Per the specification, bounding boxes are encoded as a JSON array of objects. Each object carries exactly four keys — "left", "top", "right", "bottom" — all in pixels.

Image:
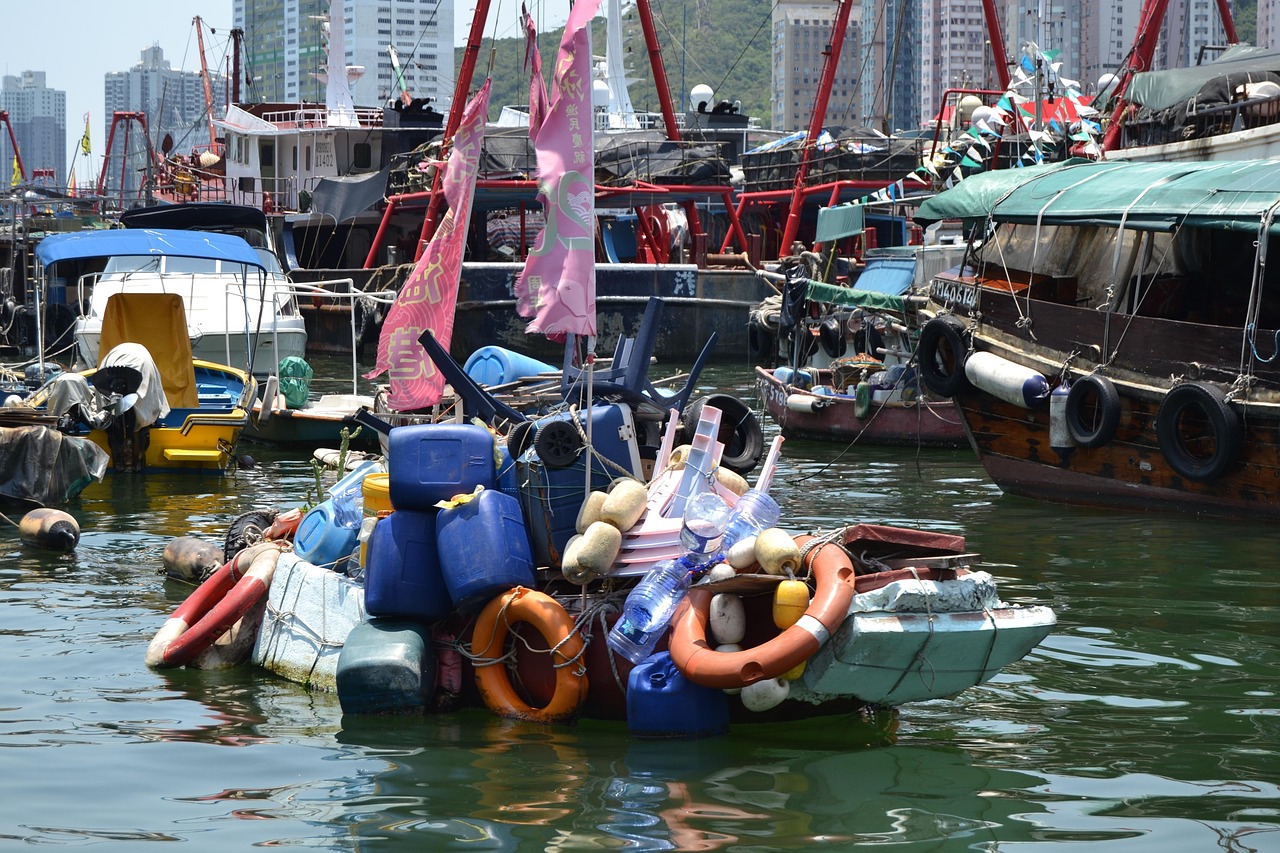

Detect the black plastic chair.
[{"left": 560, "top": 296, "right": 717, "bottom": 415}]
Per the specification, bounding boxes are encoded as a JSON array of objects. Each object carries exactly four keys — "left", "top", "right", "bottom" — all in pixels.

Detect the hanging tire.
[
  {"left": 224, "top": 509, "right": 278, "bottom": 561},
  {"left": 535, "top": 419, "right": 583, "bottom": 469},
  {"left": 1065, "top": 374, "right": 1121, "bottom": 448},
  {"left": 1155, "top": 382, "right": 1242, "bottom": 482},
  {"left": 818, "top": 317, "right": 846, "bottom": 358},
  {"left": 917, "top": 315, "right": 970, "bottom": 398},
  {"left": 682, "top": 394, "right": 765, "bottom": 476},
  {"left": 746, "top": 316, "right": 774, "bottom": 365}
]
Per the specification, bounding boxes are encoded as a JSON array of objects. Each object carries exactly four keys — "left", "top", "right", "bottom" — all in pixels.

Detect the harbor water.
[{"left": 2, "top": 361, "right": 1279, "bottom": 851}]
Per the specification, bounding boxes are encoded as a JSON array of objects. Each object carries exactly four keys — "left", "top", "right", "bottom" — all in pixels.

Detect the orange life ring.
[
  {"left": 472, "top": 587, "right": 588, "bottom": 724},
  {"left": 668, "top": 534, "right": 858, "bottom": 689},
  {"left": 145, "top": 543, "right": 281, "bottom": 669}
]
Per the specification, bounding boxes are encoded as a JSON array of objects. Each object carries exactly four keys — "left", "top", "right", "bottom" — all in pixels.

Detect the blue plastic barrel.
[
  {"left": 388, "top": 422, "right": 496, "bottom": 511},
  {"left": 626, "top": 651, "right": 729, "bottom": 738},
  {"left": 463, "top": 346, "right": 556, "bottom": 387},
  {"left": 436, "top": 489, "right": 534, "bottom": 613},
  {"left": 294, "top": 499, "right": 360, "bottom": 571},
  {"left": 336, "top": 618, "right": 436, "bottom": 715},
  {"left": 364, "top": 509, "right": 452, "bottom": 621}
]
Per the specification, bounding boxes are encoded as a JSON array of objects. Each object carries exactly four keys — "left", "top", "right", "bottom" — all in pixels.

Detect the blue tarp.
[
  {"left": 852, "top": 256, "right": 917, "bottom": 296},
  {"left": 36, "top": 228, "right": 266, "bottom": 269}
]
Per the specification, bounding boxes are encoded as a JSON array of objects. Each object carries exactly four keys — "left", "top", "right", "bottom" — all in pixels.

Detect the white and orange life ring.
[
  {"left": 472, "top": 587, "right": 588, "bottom": 724},
  {"left": 145, "top": 542, "right": 282, "bottom": 669},
  {"left": 668, "top": 533, "right": 857, "bottom": 690}
]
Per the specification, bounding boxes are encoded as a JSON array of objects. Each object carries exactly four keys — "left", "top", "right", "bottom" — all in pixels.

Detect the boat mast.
[
  {"left": 416, "top": 0, "right": 492, "bottom": 256},
  {"left": 979, "top": 0, "right": 1012, "bottom": 90},
  {"left": 1100, "top": 0, "right": 1173, "bottom": 151},
  {"left": 193, "top": 16, "right": 221, "bottom": 154},
  {"left": 0, "top": 111, "right": 25, "bottom": 183},
  {"left": 633, "top": 0, "right": 682, "bottom": 141},
  {"left": 779, "top": 0, "right": 854, "bottom": 252}
]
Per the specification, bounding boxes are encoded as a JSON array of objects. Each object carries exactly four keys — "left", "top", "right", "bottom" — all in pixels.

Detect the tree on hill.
[{"left": 455, "top": 0, "right": 776, "bottom": 126}]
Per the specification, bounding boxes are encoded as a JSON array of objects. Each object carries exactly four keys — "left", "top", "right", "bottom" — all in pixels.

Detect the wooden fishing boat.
[{"left": 915, "top": 158, "right": 1280, "bottom": 518}]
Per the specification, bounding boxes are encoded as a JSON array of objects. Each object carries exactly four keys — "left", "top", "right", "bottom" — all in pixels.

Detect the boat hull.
[{"left": 756, "top": 366, "right": 967, "bottom": 447}]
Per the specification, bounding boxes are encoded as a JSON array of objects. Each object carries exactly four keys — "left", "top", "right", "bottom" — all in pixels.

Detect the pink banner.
[
  {"left": 367, "top": 79, "right": 491, "bottom": 410},
  {"left": 515, "top": 0, "right": 601, "bottom": 338},
  {"left": 522, "top": 5, "right": 549, "bottom": 137}
]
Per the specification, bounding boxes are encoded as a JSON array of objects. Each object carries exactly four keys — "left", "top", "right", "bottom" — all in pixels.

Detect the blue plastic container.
[
  {"left": 294, "top": 499, "right": 360, "bottom": 570},
  {"left": 436, "top": 489, "right": 534, "bottom": 612},
  {"left": 336, "top": 618, "right": 436, "bottom": 715},
  {"left": 773, "top": 367, "right": 813, "bottom": 388},
  {"left": 626, "top": 651, "right": 729, "bottom": 738},
  {"left": 388, "top": 423, "right": 496, "bottom": 511},
  {"left": 364, "top": 509, "right": 453, "bottom": 621},
  {"left": 463, "top": 346, "right": 557, "bottom": 387},
  {"left": 495, "top": 445, "right": 520, "bottom": 501}
]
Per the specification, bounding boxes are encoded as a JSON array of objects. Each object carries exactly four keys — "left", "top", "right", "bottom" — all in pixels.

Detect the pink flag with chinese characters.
[
  {"left": 366, "top": 79, "right": 491, "bottom": 410},
  {"left": 515, "top": 0, "right": 601, "bottom": 337},
  {"left": 523, "top": 5, "right": 549, "bottom": 137}
]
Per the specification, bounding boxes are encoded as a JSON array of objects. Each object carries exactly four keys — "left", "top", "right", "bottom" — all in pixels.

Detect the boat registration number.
[{"left": 931, "top": 277, "right": 978, "bottom": 309}]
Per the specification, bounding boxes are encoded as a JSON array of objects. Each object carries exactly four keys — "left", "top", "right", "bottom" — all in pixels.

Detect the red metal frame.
[
  {"left": 96, "top": 112, "right": 156, "bottom": 201},
  {"left": 0, "top": 111, "right": 24, "bottom": 183}
]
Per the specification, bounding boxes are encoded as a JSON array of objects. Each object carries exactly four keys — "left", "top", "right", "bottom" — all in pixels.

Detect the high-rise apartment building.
[
  {"left": 102, "top": 46, "right": 227, "bottom": 197},
  {"left": 770, "top": 1, "right": 863, "bottom": 133},
  {"left": 1080, "top": 0, "right": 1144, "bottom": 95},
  {"left": 861, "top": 0, "right": 920, "bottom": 133},
  {"left": 1259, "top": 0, "right": 1280, "bottom": 50},
  {"left": 919, "top": 0, "right": 994, "bottom": 129},
  {"left": 1159, "top": 0, "right": 1230, "bottom": 69},
  {"left": 233, "top": 0, "right": 454, "bottom": 110},
  {"left": 1, "top": 71, "right": 66, "bottom": 187}
]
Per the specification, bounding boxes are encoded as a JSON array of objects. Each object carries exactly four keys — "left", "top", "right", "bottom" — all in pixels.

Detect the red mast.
[
  {"left": 0, "top": 111, "right": 25, "bottom": 182},
  {"left": 193, "top": 16, "right": 221, "bottom": 154},
  {"left": 1100, "top": 0, "right": 1173, "bottom": 152}
]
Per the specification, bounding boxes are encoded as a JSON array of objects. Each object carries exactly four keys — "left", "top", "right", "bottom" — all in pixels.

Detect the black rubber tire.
[
  {"left": 746, "top": 316, "right": 774, "bottom": 365},
  {"left": 535, "top": 419, "right": 583, "bottom": 469},
  {"left": 506, "top": 420, "right": 535, "bottom": 461},
  {"left": 1065, "top": 374, "right": 1121, "bottom": 448},
  {"left": 1155, "top": 382, "right": 1242, "bottom": 482},
  {"left": 917, "top": 315, "right": 970, "bottom": 398},
  {"left": 818, "top": 317, "right": 847, "bottom": 358},
  {"left": 681, "top": 393, "right": 765, "bottom": 476},
  {"left": 224, "top": 509, "right": 278, "bottom": 561}
]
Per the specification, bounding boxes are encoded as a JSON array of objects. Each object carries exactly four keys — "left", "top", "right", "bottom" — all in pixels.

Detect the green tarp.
[
  {"left": 1125, "top": 44, "right": 1280, "bottom": 111},
  {"left": 815, "top": 204, "right": 865, "bottom": 242},
  {"left": 915, "top": 159, "right": 1280, "bottom": 233},
  {"left": 803, "top": 280, "right": 906, "bottom": 313},
  {"left": 914, "top": 160, "right": 1089, "bottom": 226}
]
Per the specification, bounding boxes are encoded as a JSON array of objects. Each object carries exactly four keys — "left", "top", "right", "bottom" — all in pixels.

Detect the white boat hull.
[
  {"left": 76, "top": 323, "right": 307, "bottom": 378},
  {"left": 802, "top": 605, "right": 1057, "bottom": 705}
]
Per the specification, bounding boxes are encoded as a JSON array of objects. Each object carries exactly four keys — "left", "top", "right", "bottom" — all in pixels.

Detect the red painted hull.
[{"left": 756, "top": 367, "right": 968, "bottom": 447}]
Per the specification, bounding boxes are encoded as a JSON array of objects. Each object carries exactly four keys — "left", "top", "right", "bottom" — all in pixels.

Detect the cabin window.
[
  {"left": 292, "top": 146, "right": 298, "bottom": 170},
  {"left": 353, "top": 143, "right": 372, "bottom": 170},
  {"left": 306, "top": 146, "right": 312, "bottom": 171}
]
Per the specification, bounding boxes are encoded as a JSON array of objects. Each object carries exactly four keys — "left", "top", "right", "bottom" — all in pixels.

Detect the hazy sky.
[{"left": 3, "top": 0, "right": 572, "bottom": 171}]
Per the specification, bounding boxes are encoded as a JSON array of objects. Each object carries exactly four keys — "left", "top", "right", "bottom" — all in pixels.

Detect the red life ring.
[
  {"left": 145, "top": 543, "right": 282, "bottom": 669},
  {"left": 668, "top": 534, "right": 858, "bottom": 689},
  {"left": 472, "top": 587, "right": 588, "bottom": 724}
]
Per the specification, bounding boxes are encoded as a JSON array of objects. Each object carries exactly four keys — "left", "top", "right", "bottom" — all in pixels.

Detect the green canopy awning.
[
  {"left": 916, "top": 158, "right": 1280, "bottom": 233},
  {"left": 1126, "top": 44, "right": 1280, "bottom": 111},
  {"left": 803, "top": 280, "right": 906, "bottom": 313},
  {"left": 914, "top": 160, "right": 1090, "bottom": 226}
]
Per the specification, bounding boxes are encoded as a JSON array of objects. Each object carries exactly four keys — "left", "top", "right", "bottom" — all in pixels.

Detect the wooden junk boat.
[{"left": 915, "top": 157, "right": 1280, "bottom": 518}]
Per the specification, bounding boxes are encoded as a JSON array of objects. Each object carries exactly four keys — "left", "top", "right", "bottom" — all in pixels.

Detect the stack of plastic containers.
[
  {"left": 364, "top": 422, "right": 498, "bottom": 622},
  {"left": 436, "top": 487, "right": 535, "bottom": 613}
]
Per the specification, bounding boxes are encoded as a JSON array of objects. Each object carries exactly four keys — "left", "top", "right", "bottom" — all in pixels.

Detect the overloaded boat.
[
  {"left": 915, "top": 157, "right": 1280, "bottom": 518},
  {"left": 143, "top": 386, "right": 1056, "bottom": 734}
]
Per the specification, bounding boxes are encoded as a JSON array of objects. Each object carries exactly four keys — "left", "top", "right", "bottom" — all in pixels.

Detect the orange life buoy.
[
  {"left": 472, "top": 587, "right": 588, "bottom": 724},
  {"left": 145, "top": 542, "right": 282, "bottom": 669},
  {"left": 668, "top": 534, "right": 858, "bottom": 689}
]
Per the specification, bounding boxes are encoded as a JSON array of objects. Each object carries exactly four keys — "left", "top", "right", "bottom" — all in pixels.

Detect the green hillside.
[{"left": 455, "top": 0, "right": 776, "bottom": 127}]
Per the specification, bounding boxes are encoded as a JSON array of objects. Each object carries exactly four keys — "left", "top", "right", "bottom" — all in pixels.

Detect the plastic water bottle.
[
  {"left": 721, "top": 488, "right": 781, "bottom": 550},
  {"left": 607, "top": 492, "right": 731, "bottom": 664}
]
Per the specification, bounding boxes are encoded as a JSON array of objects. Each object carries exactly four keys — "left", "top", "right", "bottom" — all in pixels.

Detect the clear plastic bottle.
[
  {"left": 721, "top": 488, "right": 781, "bottom": 550},
  {"left": 607, "top": 492, "right": 731, "bottom": 664}
]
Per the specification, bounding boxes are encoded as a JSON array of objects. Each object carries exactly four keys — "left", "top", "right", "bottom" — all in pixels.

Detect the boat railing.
[
  {"left": 270, "top": 280, "right": 396, "bottom": 395},
  {"left": 1119, "top": 92, "right": 1280, "bottom": 148},
  {"left": 254, "top": 105, "right": 386, "bottom": 129}
]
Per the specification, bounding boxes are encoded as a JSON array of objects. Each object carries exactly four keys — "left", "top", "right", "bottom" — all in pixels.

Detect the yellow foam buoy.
[
  {"left": 575, "top": 491, "right": 608, "bottom": 535},
  {"left": 773, "top": 578, "right": 811, "bottom": 629},
  {"left": 574, "top": 521, "right": 622, "bottom": 575},
  {"left": 709, "top": 593, "right": 746, "bottom": 645},
  {"left": 714, "top": 467, "right": 749, "bottom": 496},
  {"left": 19, "top": 508, "right": 80, "bottom": 552},
  {"left": 755, "top": 528, "right": 800, "bottom": 576},
  {"left": 599, "top": 479, "right": 647, "bottom": 530}
]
